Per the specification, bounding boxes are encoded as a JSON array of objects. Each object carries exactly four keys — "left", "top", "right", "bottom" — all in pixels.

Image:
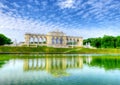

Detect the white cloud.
[
  {"left": 12, "top": 2, "right": 20, "bottom": 8},
  {"left": 0, "top": 0, "right": 120, "bottom": 42},
  {"left": 0, "top": 8, "right": 119, "bottom": 42},
  {"left": 27, "top": 4, "right": 33, "bottom": 9},
  {"left": 0, "top": 11, "right": 52, "bottom": 32},
  {"left": 57, "top": 0, "right": 75, "bottom": 9},
  {"left": 0, "top": 2, "right": 8, "bottom": 9},
  {"left": 82, "top": 12, "right": 90, "bottom": 19},
  {"left": 0, "top": 9, "right": 67, "bottom": 42}
]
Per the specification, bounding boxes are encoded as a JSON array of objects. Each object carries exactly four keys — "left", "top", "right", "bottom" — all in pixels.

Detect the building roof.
[{"left": 47, "top": 30, "right": 66, "bottom": 36}]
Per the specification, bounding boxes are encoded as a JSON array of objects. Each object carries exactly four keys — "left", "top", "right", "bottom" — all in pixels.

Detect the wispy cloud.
[
  {"left": 0, "top": 2, "right": 8, "bottom": 9},
  {"left": 0, "top": 8, "right": 65, "bottom": 41},
  {"left": 57, "top": 0, "right": 76, "bottom": 9},
  {"left": 12, "top": 2, "right": 20, "bottom": 8},
  {"left": 0, "top": 9, "right": 119, "bottom": 42},
  {"left": 0, "top": 0, "right": 120, "bottom": 42}
]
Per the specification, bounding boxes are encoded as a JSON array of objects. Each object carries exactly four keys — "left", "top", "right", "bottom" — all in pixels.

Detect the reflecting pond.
[{"left": 0, "top": 54, "right": 120, "bottom": 85}]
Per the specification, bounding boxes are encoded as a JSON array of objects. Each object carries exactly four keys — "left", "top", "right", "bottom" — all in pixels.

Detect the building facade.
[{"left": 24, "top": 30, "right": 83, "bottom": 47}]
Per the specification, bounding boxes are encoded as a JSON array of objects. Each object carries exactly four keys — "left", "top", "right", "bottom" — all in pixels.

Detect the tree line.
[
  {"left": 0, "top": 34, "right": 12, "bottom": 45},
  {"left": 83, "top": 35, "right": 120, "bottom": 48}
]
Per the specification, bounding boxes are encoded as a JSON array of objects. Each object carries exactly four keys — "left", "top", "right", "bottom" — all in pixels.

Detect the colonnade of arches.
[
  {"left": 52, "top": 37, "right": 63, "bottom": 44},
  {"left": 51, "top": 37, "right": 81, "bottom": 45},
  {"left": 66, "top": 37, "right": 80, "bottom": 45},
  {"left": 25, "top": 34, "right": 82, "bottom": 46},
  {"left": 29, "top": 35, "right": 47, "bottom": 44}
]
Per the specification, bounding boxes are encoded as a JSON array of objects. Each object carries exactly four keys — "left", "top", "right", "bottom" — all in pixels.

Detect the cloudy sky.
[{"left": 0, "top": 0, "right": 120, "bottom": 42}]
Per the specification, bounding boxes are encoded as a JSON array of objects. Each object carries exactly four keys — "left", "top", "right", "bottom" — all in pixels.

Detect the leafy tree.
[
  {"left": 83, "top": 35, "right": 119, "bottom": 48},
  {"left": 116, "top": 36, "right": 120, "bottom": 48},
  {"left": 101, "top": 35, "right": 115, "bottom": 48},
  {"left": 94, "top": 38, "right": 102, "bottom": 48},
  {"left": 0, "top": 34, "right": 12, "bottom": 45}
]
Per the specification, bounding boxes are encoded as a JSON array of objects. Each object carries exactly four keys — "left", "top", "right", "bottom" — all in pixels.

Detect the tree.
[
  {"left": 83, "top": 35, "right": 117, "bottom": 48},
  {"left": 116, "top": 36, "right": 120, "bottom": 48},
  {"left": 101, "top": 35, "right": 115, "bottom": 48},
  {"left": 0, "top": 34, "right": 12, "bottom": 45},
  {"left": 94, "top": 38, "right": 102, "bottom": 48}
]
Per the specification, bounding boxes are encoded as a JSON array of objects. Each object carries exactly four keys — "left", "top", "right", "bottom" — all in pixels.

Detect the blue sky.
[{"left": 0, "top": 0, "right": 120, "bottom": 42}]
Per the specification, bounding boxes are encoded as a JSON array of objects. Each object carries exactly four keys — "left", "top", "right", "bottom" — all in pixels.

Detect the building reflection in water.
[{"left": 23, "top": 56, "right": 91, "bottom": 77}]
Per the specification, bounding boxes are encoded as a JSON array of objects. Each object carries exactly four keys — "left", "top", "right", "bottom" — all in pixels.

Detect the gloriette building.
[{"left": 24, "top": 30, "right": 83, "bottom": 47}]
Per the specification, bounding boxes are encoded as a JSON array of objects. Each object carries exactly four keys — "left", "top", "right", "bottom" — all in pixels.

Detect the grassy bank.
[{"left": 0, "top": 46, "right": 120, "bottom": 54}]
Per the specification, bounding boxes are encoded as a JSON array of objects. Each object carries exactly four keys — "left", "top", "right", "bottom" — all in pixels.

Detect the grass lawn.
[{"left": 0, "top": 46, "right": 120, "bottom": 54}]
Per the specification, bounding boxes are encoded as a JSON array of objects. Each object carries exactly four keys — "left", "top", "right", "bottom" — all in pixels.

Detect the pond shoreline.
[
  {"left": 0, "top": 52, "right": 73, "bottom": 54},
  {"left": 0, "top": 52, "right": 94, "bottom": 54}
]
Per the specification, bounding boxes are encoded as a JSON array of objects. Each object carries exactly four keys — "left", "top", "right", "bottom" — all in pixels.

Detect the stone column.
[
  {"left": 71, "top": 38, "right": 74, "bottom": 47},
  {"left": 32, "top": 37, "right": 35, "bottom": 44},
  {"left": 25, "top": 34, "right": 30, "bottom": 46},
  {"left": 62, "top": 36, "right": 67, "bottom": 46},
  {"left": 46, "top": 35, "right": 52, "bottom": 46},
  {"left": 45, "top": 37, "right": 47, "bottom": 44},
  {"left": 38, "top": 36, "right": 40, "bottom": 45},
  {"left": 54, "top": 37, "right": 57, "bottom": 44},
  {"left": 78, "top": 38, "right": 83, "bottom": 47},
  {"left": 41, "top": 37, "right": 43, "bottom": 45},
  {"left": 75, "top": 38, "right": 77, "bottom": 46}
]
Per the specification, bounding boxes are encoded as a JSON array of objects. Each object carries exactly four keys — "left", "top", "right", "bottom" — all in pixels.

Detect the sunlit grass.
[{"left": 0, "top": 46, "right": 120, "bottom": 54}]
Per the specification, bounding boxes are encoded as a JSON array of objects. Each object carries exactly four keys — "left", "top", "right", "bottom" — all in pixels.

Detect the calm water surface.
[{"left": 0, "top": 54, "right": 120, "bottom": 85}]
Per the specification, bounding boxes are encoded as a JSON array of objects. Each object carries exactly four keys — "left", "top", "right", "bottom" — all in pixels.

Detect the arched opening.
[
  {"left": 39, "top": 37, "right": 43, "bottom": 44},
  {"left": 42, "top": 37, "right": 47, "bottom": 44},
  {"left": 34, "top": 36, "right": 38, "bottom": 44},
  {"left": 30, "top": 37, "right": 34, "bottom": 44},
  {"left": 72, "top": 39, "right": 76, "bottom": 45},
  {"left": 52, "top": 37, "right": 55, "bottom": 44},
  {"left": 66, "top": 38, "right": 71, "bottom": 45},
  {"left": 56, "top": 37, "right": 59, "bottom": 44},
  {"left": 77, "top": 39, "right": 79, "bottom": 45},
  {"left": 60, "top": 37, "right": 63, "bottom": 44}
]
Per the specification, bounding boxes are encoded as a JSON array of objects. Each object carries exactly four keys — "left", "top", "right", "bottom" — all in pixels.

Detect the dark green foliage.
[
  {"left": 101, "top": 35, "right": 116, "bottom": 48},
  {"left": 83, "top": 37, "right": 102, "bottom": 48},
  {"left": 116, "top": 36, "right": 120, "bottom": 48},
  {"left": 89, "top": 57, "right": 120, "bottom": 70},
  {"left": 83, "top": 35, "right": 120, "bottom": 48},
  {"left": 0, "top": 34, "right": 12, "bottom": 45},
  {"left": 0, "top": 61, "right": 5, "bottom": 67}
]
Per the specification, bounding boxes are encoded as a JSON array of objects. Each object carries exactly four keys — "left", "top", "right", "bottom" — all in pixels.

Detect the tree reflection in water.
[{"left": 89, "top": 56, "right": 120, "bottom": 70}]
